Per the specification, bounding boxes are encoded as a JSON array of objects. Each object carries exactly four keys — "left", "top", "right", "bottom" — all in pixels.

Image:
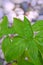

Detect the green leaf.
[
  {"left": 14, "top": 17, "right": 33, "bottom": 39},
  {"left": 24, "top": 16, "right": 33, "bottom": 39},
  {"left": 34, "top": 31, "right": 43, "bottom": 59},
  {"left": 26, "top": 39, "right": 41, "bottom": 65},
  {"left": 1, "top": 16, "right": 43, "bottom": 65},
  {"left": 0, "top": 16, "right": 15, "bottom": 38},
  {"left": 2, "top": 36, "right": 25, "bottom": 62},
  {"left": 7, "top": 25, "right": 15, "bottom": 34},
  {"left": 14, "top": 18, "right": 24, "bottom": 37},
  {"left": 0, "top": 16, "right": 8, "bottom": 37},
  {"left": 32, "top": 20, "right": 43, "bottom": 31},
  {"left": 35, "top": 31, "right": 43, "bottom": 46}
]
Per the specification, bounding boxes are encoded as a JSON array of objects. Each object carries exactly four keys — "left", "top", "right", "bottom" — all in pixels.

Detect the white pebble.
[
  {"left": 3, "top": 61, "right": 7, "bottom": 65},
  {"left": 25, "top": 16, "right": 32, "bottom": 22},
  {"left": 17, "top": 15, "right": 24, "bottom": 21},
  {"left": 0, "top": 49, "right": 2, "bottom": 56},
  {"left": 1, "top": 52, "right": 4, "bottom": 59},
  {"left": 0, "top": 49, "right": 4, "bottom": 59},
  {"left": 25, "top": 11, "right": 39, "bottom": 21},
  {"left": 11, "top": 0, "right": 24, "bottom": 3},
  {"left": 6, "top": 11, "right": 17, "bottom": 23},
  {"left": 0, "top": 8, "right": 4, "bottom": 20},
  {"left": 31, "top": 0, "right": 37, "bottom": 7},
  {"left": 15, "top": 8, "right": 24, "bottom": 15},
  {"left": 38, "top": 0, "right": 43, "bottom": 5},
  {"left": 3, "top": 1, "right": 15, "bottom": 12},
  {"left": 0, "top": 0, "right": 3, "bottom": 6}
]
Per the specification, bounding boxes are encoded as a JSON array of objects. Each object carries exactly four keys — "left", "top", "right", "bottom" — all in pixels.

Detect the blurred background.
[
  {"left": 0, "top": 0, "right": 43, "bottom": 65},
  {"left": 0, "top": 0, "right": 43, "bottom": 23}
]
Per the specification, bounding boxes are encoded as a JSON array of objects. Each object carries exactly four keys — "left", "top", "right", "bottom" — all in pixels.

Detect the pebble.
[
  {"left": 0, "top": 49, "right": 2, "bottom": 57},
  {"left": 37, "top": 0, "right": 43, "bottom": 5},
  {"left": 0, "top": 0, "right": 3, "bottom": 7},
  {"left": 6, "top": 11, "right": 17, "bottom": 24},
  {"left": 31, "top": 0, "right": 37, "bottom": 7},
  {"left": 0, "top": 8, "right": 4, "bottom": 20},
  {"left": 11, "top": 0, "right": 24, "bottom": 3},
  {"left": 3, "top": 61, "right": 7, "bottom": 65},
  {"left": 0, "top": 49, "right": 4, "bottom": 59},
  {"left": 15, "top": 8, "right": 24, "bottom": 15},
  {"left": 20, "top": 2, "right": 29, "bottom": 12},
  {"left": 37, "top": 15, "right": 43, "bottom": 20},
  {"left": 2, "top": 1, "right": 15, "bottom": 13},
  {"left": 25, "top": 12, "right": 33, "bottom": 21},
  {"left": 25, "top": 10, "right": 39, "bottom": 21},
  {"left": 17, "top": 15, "right": 24, "bottom": 21},
  {"left": 1, "top": 52, "right": 4, "bottom": 59}
]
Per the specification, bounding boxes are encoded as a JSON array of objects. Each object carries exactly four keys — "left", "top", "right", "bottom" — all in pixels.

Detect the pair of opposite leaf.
[{"left": 1, "top": 16, "right": 43, "bottom": 65}]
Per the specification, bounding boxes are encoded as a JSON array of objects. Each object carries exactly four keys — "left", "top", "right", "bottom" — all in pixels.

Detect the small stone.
[
  {"left": 0, "top": 8, "right": 4, "bottom": 20},
  {"left": 17, "top": 15, "right": 24, "bottom": 21},
  {"left": 3, "top": 1, "right": 15, "bottom": 12},
  {"left": 3, "top": 61, "right": 7, "bottom": 65},
  {"left": 1, "top": 52, "right": 4, "bottom": 59},
  {"left": 0, "top": 0, "right": 3, "bottom": 7},
  {"left": 6, "top": 11, "right": 16, "bottom": 24},
  {"left": 25, "top": 10, "right": 39, "bottom": 21},
  {"left": 38, "top": 0, "right": 43, "bottom": 5},
  {"left": 20, "top": 2, "right": 29, "bottom": 12},
  {"left": 0, "top": 49, "right": 2, "bottom": 57},
  {"left": 31, "top": 0, "right": 37, "bottom": 7},
  {"left": 15, "top": 8, "right": 24, "bottom": 15},
  {"left": 11, "top": 0, "right": 24, "bottom": 3}
]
